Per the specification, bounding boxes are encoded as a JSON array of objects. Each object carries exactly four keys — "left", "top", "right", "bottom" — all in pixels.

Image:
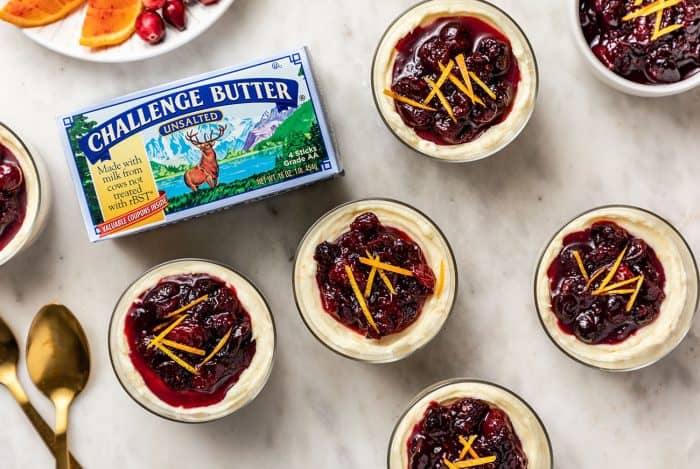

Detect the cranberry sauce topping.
[
  {"left": 0, "top": 143, "right": 26, "bottom": 251},
  {"left": 408, "top": 398, "right": 527, "bottom": 469},
  {"left": 390, "top": 16, "right": 521, "bottom": 145},
  {"left": 580, "top": 0, "right": 700, "bottom": 84},
  {"left": 547, "top": 221, "right": 666, "bottom": 345},
  {"left": 314, "top": 212, "right": 436, "bottom": 339},
  {"left": 125, "top": 273, "right": 256, "bottom": 408}
]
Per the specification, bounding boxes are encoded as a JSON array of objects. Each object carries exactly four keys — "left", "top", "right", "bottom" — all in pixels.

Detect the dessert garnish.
[
  {"left": 408, "top": 398, "right": 527, "bottom": 468},
  {"left": 547, "top": 221, "right": 666, "bottom": 344},
  {"left": 0, "top": 143, "right": 26, "bottom": 252},
  {"left": 384, "top": 16, "right": 520, "bottom": 145},
  {"left": 580, "top": 0, "right": 700, "bottom": 84},
  {"left": 314, "top": 212, "right": 437, "bottom": 338},
  {"left": 125, "top": 274, "right": 256, "bottom": 408}
]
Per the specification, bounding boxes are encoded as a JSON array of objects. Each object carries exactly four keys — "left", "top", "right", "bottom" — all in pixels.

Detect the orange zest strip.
[
  {"left": 443, "top": 459, "right": 459, "bottom": 469},
  {"left": 584, "top": 267, "right": 607, "bottom": 291},
  {"left": 623, "top": 0, "right": 683, "bottom": 21},
  {"left": 455, "top": 54, "right": 477, "bottom": 104},
  {"left": 364, "top": 251, "right": 379, "bottom": 297},
  {"left": 453, "top": 456, "right": 497, "bottom": 468},
  {"left": 383, "top": 89, "right": 437, "bottom": 111},
  {"left": 593, "top": 275, "right": 641, "bottom": 294},
  {"left": 436, "top": 260, "right": 445, "bottom": 296},
  {"left": 163, "top": 295, "right": 209, "bottom": 319},
  {"left": 458, "top": 435, "right": 477, "bottom": 461},
  {"left": 148, "top": 314, "right": 188, "bottom": 349},
  {"left": 597, "top": 246, "right": 628, "bottom": 291},
  {"left": 626, "top": 274, "right": 645, "bottom": 312},
  {"left": 468, "top": 71, "right": 497, "bottom": 100},
  {"left": 426, "top": 78, "right": 457, "bottom": 122},
  {"left": 599, "top": 289, "right": 637, "bottom": 295},
  {"left": 345, "top": 265, "right": 380, "bottom": 334},
  {"left": 572, "top": 250, "right": 589, "bottom": 282},
  {"left": 424, "top": 60, "right": 455, "bottom": 104},
  {"left": 378, "top": 269, "right": 396, "bottom": 294},
  {"left": 159, "top": 339, "right": 206, "bottom": 356},
  {"left": 439, "top": 62, "right": 485, "bottom": 107},
  {"left": 200, "top": 328, "right": 233, "bottom": 366},
  {"left": 153, "top": 342, "right": 198, "bottom": 374},
  {"left": 652, "top": 23, "right": 683, "bottom": 40},
  {"left": 468, "top": 448, "right": 480, "bottom": 459},
  {"left": 634, "top": 0, "right": 643, "bottom": 4},
  {"left": 358, "top": 257, "right": 414, "bottom": 276}
]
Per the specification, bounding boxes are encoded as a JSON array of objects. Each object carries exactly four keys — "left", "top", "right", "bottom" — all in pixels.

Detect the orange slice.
[
  {"left": 79, "top": 0, "right": 141, "bottom": 48},
  {"left": 0, "top": 0, "right": 86, "bottom": 27}
]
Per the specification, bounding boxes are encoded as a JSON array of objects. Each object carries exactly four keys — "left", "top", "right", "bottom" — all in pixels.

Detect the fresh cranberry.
[
  {"left": 547, "top": 221, "right": 666, "bottom": 345},
  {"left": 0, "top": 163, "right": 23, "bottom": 192},
  {"left": 162, "top": 0, "right": 187, "bottom": 31},
  {"left": 315, "top": 212, "right": 436, "bottom": 338},
  {"left": 135, "top": 11, "right": 166, "bottom": 45}
]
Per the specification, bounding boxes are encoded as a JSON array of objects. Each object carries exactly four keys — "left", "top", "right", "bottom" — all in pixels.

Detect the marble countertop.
[{"left": 1, "top": 0, "right": 700, "bottom": 467}]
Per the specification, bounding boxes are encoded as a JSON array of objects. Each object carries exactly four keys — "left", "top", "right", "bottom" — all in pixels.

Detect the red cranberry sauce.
[
  {"left": 547, "top": 221, "right": 666, "bottom": 345},
  {"left": 580, "top": 0, "right": 700, "bottom": 84},
  {"left": 391, "top": 16, "right": 521, "bottom": 145},
  {"left": 0, "top": 143, "right": 26, "bottom": 251},
  {"left": 407, "top": 398, "right": 527, "bottom": 469},
  {"left": 314, "top": 212, "right": 436, "bottom": 339},
  {"left": 125, "top": 273, "right": 256, "bottom": 408}
]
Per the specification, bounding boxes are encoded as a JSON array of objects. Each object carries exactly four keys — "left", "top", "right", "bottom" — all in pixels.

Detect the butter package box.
[{"left": 58, "top": 48, "right": 341, "bottom": 242}]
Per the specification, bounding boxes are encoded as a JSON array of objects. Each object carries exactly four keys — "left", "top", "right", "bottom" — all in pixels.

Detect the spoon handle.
[
  {"left": 54, "top": 396, "right": 70, "bottom": 469},
  {"left": 4, "top": 378, "right": 82, "bottom": 468}
]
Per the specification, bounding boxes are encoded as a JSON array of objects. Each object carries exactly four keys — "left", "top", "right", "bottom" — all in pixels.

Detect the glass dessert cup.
[
  {"left": 109, "top": 258, "right": 276, "bottom": 423},
  {"left": 0, "top": 122, "right": 50, "bottom": 266},
  {"left": 569, "top": 0, "right": 700, "bottom": 97},
  {"left": 293, "top": 198, "right": 458, "bottom": 363},
  {"left": 371, "top": 0, "right": 539, "bottom": 162},
  {"left": 534, "top": 205, "right": 699, "bottom": 371},
  {"left": 388, "top": 378, "right": 553, "bottom": 469}
]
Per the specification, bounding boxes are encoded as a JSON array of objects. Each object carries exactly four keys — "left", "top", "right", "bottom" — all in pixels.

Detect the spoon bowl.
[{"left": 27, "top": 304, "right": 90, "bottom": 469}]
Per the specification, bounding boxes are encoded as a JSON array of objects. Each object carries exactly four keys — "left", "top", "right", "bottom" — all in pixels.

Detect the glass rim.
[
  {"left": 370, "top": 0, "right": 540, "bottom": 163},
  {"left": 107, "top": 257, "right": 277, "bottom": 424},
  {"left": 0, "top": 121, "right": 44, "bottom": 265},
  {"left": 532, "top": 204, "right": 700, "bottom": 372},
  {"left": 386, "top": 377, "right": 554, "bottom": 469},
  {"left": 292, "top": 197, "right": 459, "bottom": 363}
]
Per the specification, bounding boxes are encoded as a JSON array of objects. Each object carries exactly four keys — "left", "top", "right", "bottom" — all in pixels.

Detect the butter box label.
[{"left": 59, "top": 48, "right": 341, "bottom": 242}]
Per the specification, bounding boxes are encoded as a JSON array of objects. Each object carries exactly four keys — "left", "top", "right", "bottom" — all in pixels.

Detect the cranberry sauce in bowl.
[
  {"left": 314, "top": 212, "right": 436, "bottom": 339},
  {"left": 294, "top": 199, "right": 457, "bottom": 363},
  {"left": 0, "top": 143, "right": 26, "bottom": 251},
  {"left": 110, "top": 259, "right": 275, "bottom": 422},
  {"left": 579, "top": 0, "right": 700, "bottom": 85},
  {"left": 0, "top": 122, "right": 49, "bottom": 266},
  {"left": 388, "top": 379, "right": 553, "bottom": 469},
  {"left": 391, "top": 16, "right": 520, "bottom": 146},
  {"left": 372, "top": 0, "right": 538, "bottom": 161},
  {"left": 535, "top": 206, "right": 699, "bottom": 371}
]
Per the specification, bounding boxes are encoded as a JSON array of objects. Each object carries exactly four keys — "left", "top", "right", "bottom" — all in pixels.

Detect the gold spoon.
[
  {"left": 27, "top": 304, "right": 90, "bottom": 469},
  {"left": 0, "top": 317, "right": 82, "bottom": 468}
]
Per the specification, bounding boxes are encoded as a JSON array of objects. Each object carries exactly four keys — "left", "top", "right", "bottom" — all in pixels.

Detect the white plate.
[{"left": 22, "top": 0, "right": 235, "bottom": 63}]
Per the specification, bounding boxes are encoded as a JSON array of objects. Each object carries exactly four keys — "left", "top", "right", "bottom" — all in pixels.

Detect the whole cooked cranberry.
[
  {"left": 433, "top": 114, "right": 466, "bottom": 143},
  {"left": 477, "top": 37, "right": 512, "bottom": 76},
  {"left": 440, "top": 21, "right": 471, "bottom": 52},
  {"left": 575, "top": 309, "right": 603, "bottom": 343},
  {"left": 451, "top": 398, "right": 489, "bottom": 435},
  {"left": 167, "top": 320, "right": 207, "bottom": 348},
  {"left": 156, "top": 361, "right": 190, "bottom": 391},
  {"left": 466, "top": 52, "right": 493, "bottom": 81},
  {"left": 393, "top": 76, "right": 430, "bottom": 101},
  {"left": 418, "top": 37, "right": 451, "bottom": 72},
  {"left": 143, "top": 281, "right": 181, "bottom": 315},
  {"left": 0, "top": 163, "right": 22, "bottom": 192},
  {"left": 314, "top": 241, "right": 337, "bottom": 265},
  {"left": 135, "top": 11, "right": 166, "bottom": 44},
  {"left": 470, "top": 100, "right": 500, "bottom": 126},
  {"left": 204, "top": 312, "right": 234, "bottom": 337},
  {"left": 646, "top": 48, "right": 681, "bottom": 83},
  {"left": 163, "top": 0, "right": 187, "bottom": 31},
  {"left": 411, "top": 263, "right": 435, "bottom": 289},
  {"left": 350, "top": 212, "right": 380, "bottom": 233},
  {"left": 397, "top": 105, "right": 435, "bottom": 129},
  {"left": 212, "top": 287, "right": 238, "bottom": 313},
  {"left": 595, "top": 0, "right": 625, "bottom": 27}
]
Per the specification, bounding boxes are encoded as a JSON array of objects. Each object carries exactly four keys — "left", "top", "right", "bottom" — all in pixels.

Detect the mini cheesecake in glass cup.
[
  {"left": 372, "top": 0, "right": 538, "bottom": 162},
  {"left": 388, "top": 378, "right": 553, "bottom": 469},
  {"left": 535, "top": 206, "right": 699, "bottom": 371},
  {"left": 293, "top": 199, "right": 457, "bottom": 363},
  {"left": 109, "top": 259, "right": 276, "bottom": 422},
  {"left": 0, "top": 122, "right": 50, "bottom": 266}
]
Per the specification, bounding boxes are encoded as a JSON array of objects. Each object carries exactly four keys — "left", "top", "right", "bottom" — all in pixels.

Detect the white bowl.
[{"left": 568, "top": 0, "right": 700, "bottom": 97}]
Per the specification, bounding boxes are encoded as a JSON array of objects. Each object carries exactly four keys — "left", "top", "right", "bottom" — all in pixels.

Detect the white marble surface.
[{"left": 1, "top": 0, "right": 700, "bottom": 467}]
